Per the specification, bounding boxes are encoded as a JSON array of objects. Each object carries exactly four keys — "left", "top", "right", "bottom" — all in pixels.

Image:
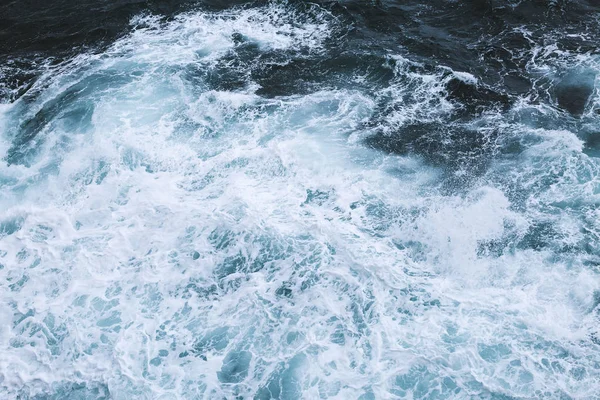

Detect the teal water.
[{"left": 1, "top": 2, "right": 600, "bottom": 399}]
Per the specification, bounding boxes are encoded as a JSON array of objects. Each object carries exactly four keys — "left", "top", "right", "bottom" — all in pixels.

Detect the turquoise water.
[{"left": 1, "top": 3, "right": 600, "bottom": 399}]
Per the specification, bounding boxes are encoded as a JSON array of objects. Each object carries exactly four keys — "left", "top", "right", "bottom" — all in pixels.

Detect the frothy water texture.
[{"left": 1, "top": 1, "right": 600, "bottom": 398}]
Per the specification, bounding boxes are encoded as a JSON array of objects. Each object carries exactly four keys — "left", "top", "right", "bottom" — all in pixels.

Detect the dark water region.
[
  {"left": 0, "top": 0, "right": 188, "bottom": 100},
  {"left": 2, "top": 0, "right": 600, "bottom": 99},
  {"left": 1, "top": 0, "right": 600, "bottom": 398},
  {"left": 3, "top": 0, "right": 599, "bottom": 139}
]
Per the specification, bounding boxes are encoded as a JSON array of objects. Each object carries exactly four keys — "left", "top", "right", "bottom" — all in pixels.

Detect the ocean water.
[{"left": 0, "top": 1, "right": 599, "bottom": 398}]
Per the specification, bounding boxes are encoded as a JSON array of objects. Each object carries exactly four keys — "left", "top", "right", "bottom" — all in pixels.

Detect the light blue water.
[{"left": 0, "top": 4, "right": 599, "bottom": 399}]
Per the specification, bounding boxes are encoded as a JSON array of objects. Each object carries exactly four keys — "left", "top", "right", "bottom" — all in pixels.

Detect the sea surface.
[{"left": 1, "top": 0, "right": 600, "bottom": 398}]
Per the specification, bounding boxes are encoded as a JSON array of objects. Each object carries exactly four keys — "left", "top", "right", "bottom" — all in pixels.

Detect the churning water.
[{"left": 1, "top": 0, "right": 600, "bottom": 398}]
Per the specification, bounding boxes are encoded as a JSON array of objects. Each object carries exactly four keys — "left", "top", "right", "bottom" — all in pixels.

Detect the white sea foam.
[{"left": 1, "top": 2, "right": 599, "bottom": 399}]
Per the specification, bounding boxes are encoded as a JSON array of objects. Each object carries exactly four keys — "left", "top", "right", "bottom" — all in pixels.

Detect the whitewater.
[{"left": 0, "top": 1, "right": 599, "bottom": 399}]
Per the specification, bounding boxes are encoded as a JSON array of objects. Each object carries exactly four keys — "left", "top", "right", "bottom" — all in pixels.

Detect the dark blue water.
[{"left": 1, "top": 1, "right": 599, "bottom": 398}]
